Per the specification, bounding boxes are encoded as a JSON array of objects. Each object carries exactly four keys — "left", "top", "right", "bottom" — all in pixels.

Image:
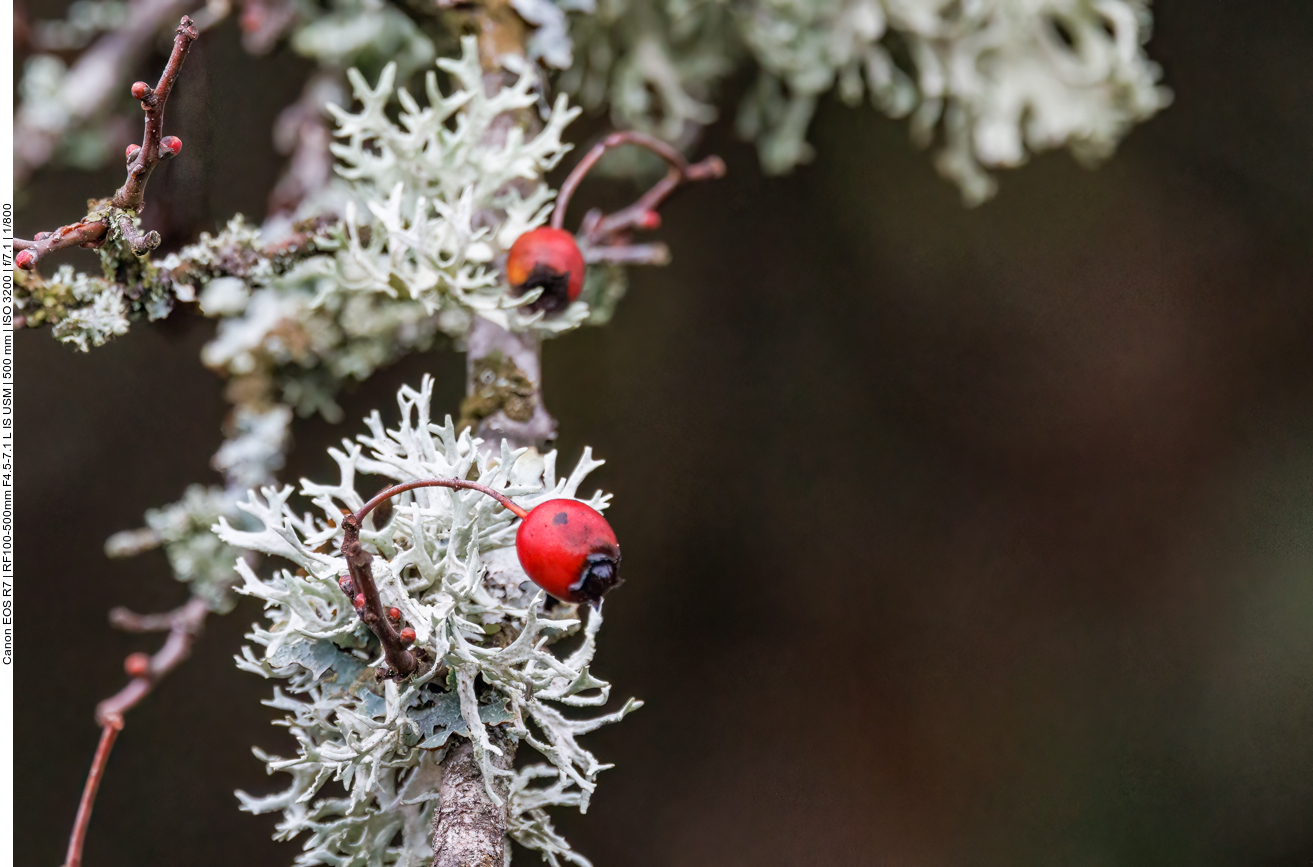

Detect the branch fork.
[
  {"left": 14, "top": 16, "right": 197, "bottom": 271},
  {"left": 340, "top": 479, "right": 528, "bottom": 680},
  {"left": 551, "top": 130, "right": 727, "bottom": 266}
]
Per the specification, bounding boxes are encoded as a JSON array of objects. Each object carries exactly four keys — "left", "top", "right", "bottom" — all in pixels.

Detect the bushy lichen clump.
[
  {"left": 568, "top": 0, "right": 1170, "bottom": 203},
  {"left": 217, "top": 378, "right": 639, "bottom": 867},
  {"left": 20, "top": 0, "right": 1172, "bottom": 207}
]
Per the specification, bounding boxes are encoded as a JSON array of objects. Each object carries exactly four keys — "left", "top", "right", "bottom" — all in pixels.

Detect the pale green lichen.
[
  {"left": 565, "top": 0, "right": 1171, "bottom": 203},
  {"left": 105, "top": 484, "right": 250, "bottom": 613}
]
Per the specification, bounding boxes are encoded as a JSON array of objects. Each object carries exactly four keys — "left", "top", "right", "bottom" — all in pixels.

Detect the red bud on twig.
[{"left": 123, "top": 653, "right": 151, "bottom": 679}]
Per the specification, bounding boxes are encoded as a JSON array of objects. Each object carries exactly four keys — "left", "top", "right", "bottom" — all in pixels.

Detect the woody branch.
[
  {"left": 63, "top": 596, "right": 209, "bottom": 867},
  {"left": 14, "top": 16, "right": 197, "bottom": 271}
]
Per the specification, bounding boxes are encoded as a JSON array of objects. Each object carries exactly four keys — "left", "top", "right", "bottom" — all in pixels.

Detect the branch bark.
[{"left": 432, "top": 734, "right": 517, "bottom": 867}]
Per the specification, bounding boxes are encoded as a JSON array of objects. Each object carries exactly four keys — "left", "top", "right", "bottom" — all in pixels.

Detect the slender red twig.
[
  {"left": 64, "top": 720, "right": 123, "bottom": 867},
  {"left": 549, "top": 130, "right": 726, "bottom": 251},
  {"left": 95, "top": 597, "right": 209, "bottom": 724},
  {"left": 61, "top": 597, "right": 209, "bottom": 867},
  {"left": 355, "top": 478, "right": 529, "bottom": 524},
  {"left": 14, "top": 16, "right": 198, "bottom": 271},
  {"left": 340, "top": 479, "right": 528, "bottom": 678}
]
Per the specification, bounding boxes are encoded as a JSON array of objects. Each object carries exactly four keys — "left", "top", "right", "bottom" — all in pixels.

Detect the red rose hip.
[
  {"left": 516, "top": 499, "right": 621, "bottom": 606},
  {"left": 506, "top": 227, "right": 585, "bottom": 315}
]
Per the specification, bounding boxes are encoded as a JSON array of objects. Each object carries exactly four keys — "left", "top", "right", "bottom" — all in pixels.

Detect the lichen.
[{"left": 216, "top": 377, "right": 638, "bottom": 867}]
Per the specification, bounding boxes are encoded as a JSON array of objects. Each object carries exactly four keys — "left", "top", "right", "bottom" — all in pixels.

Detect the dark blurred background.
[{"left": 15, "top": 1, "right": 1313, "bottom": 864}]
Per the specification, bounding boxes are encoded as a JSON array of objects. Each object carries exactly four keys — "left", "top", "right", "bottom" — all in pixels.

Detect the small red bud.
[
  {"left": 638, "top": 210, "right": 661, "bottom": 230},
  {"left": 126, "top": 143, "right": 141, "bottom": 161},
  {"left": 131, "top": 81, "right": 151, "bottom": 100},
  {"left": 240, "top": 5, "right": 264, "bottom": 33},
  {"left": 516, "top": 499, "right": 621, "bottom": 607},
  {"left": 159, "top": 136, "right": 182, "bottom": 158},
  {"left": 398, "top": 627, "right": 416, "bottom": 645},
  {"left": 387, "top": 607, "right": 401, "bottom": 622},
  {"left": 124, "top": 652, "right": 151, "bottom": 679},
  {"left": 34, "top": 232, "right": 50, "bottom": 242},
  {"left": 353, "top": 593, "right": 366, "bottom": 610},
  {"left": 506, "top": 227, "right": 585, "bottom": 315},
  {"left": 338, "top": 576, "right": 355, "bottom": 595},
  {"left": 15, "top": 250, "right": 36, "bottom": 271}
]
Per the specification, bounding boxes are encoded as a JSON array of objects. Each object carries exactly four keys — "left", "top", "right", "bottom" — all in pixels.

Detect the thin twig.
[
  {"left": 581, "top": 240, "right": 671, "bottom": 266},
  {"left": 14, "top": 218, "right": 111, "bottom": 263},
  {"left": 340, "top": 479, "right": 527, "bottom": 679},
  {"left": 95, "top": 596, "right": 209, "bottom": 724},
  {"left": 112, "top": 16, "right": 198, "bottom": 210},
  {"left": 108, "top": 605, "right": 183, "bottom": 633},
  {"left": 355, "top": 478, "right": 528, "bottom": 525},
  {"left": 63, "top": 596, "right": 208, "bottom": 867},
  {"left": 14, "top": 0, "right": 193, "bottom": 185},
  {"left": 549, "top": 130, "right": 726, "bottom": 248},
  {"left": 64, "top": 720, "right": 123, "bottom": 867},
  {"left": 14, "top": 15, "right": 198, "bottom": 270}
]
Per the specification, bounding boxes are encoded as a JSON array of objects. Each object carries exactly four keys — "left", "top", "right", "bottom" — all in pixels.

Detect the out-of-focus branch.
[
  {"left": 14, "top": 16, "right": 197, "bottom": 271},
  {"left": 63, "top": 721, "right": 121, "bottom": 867},
  {"left": 15, "top": 0, "right": 193, "bottom": 185},
  {"left": 238, "top": 0, "right": 297, "bottom": 54},
  {"left": 62, "top": 596, "right": 209, "bottom": 867},
  {"left": 266, "top": 72, "right": 345, "bottom": 223},
  {"left": 551, "top": 129, "right": 726, "bottom": 257},
  {"left": 95, "top": 596, "right": 209, "bottom": 725}
]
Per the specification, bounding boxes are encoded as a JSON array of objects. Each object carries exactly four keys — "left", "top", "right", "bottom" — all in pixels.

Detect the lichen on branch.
[{"left": 217, "top": 377, "right": 639, "bottom": 867}]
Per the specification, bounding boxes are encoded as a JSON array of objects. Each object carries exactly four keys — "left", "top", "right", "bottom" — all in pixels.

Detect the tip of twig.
[{"left": 689, "top": 155, "right": 727, "bottom": 180}]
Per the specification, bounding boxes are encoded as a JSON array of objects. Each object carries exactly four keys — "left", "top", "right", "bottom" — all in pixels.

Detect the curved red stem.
[{"left": 355, "top": 478, "right": 528, "bottom": 524}]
